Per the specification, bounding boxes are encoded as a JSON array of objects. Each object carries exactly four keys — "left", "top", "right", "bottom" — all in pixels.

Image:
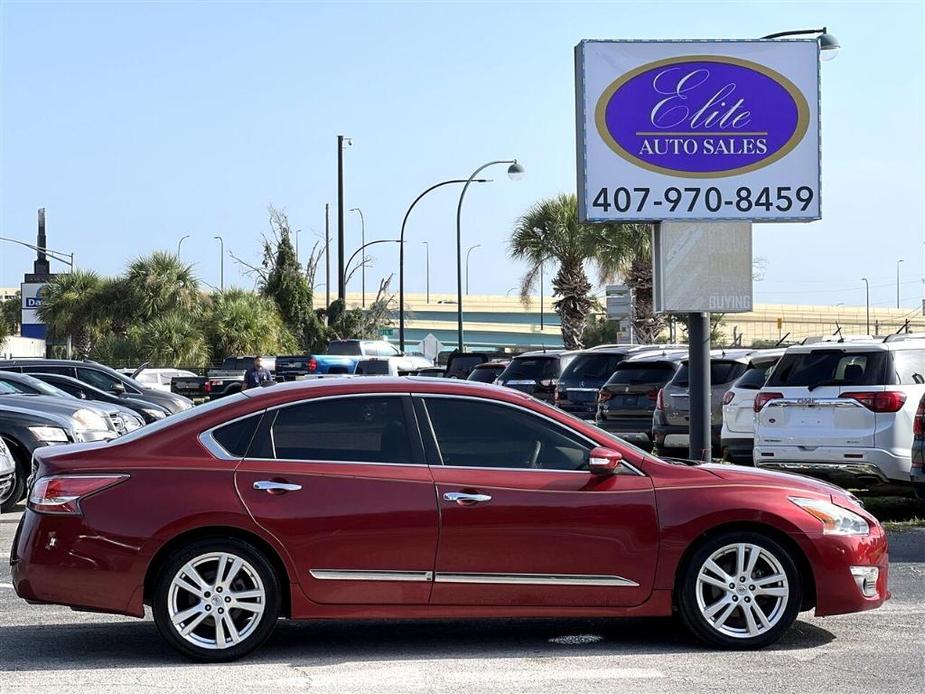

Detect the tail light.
[
  {"left": 841, "top": 391, "right": 907, "bottom": 413},
  {"left": 646, "top": 389, "right": 659, "bottom": 401},
  {"left": 307, "top": 357, "right": 318, "bottom": 374},
  {"left": 29, "top": 475, "right": 129, "bottom": 515},
  {"left": 655, "top": 388, "right": 664, "bottom": 411},
  {"left": 203, "top": 380, "right": 212, "bottom": 393},
  {"left": 754, "top": 391, "right": 784, "bottom": 412},
  {"left": 722, "top": 391, "right": 735, "bottom": 406},
  {"left": 913, "top": 398, "right": 925, "bottom": 436},
  {"left": 598, "top": 390, "right": 613, "bottom": 403}
]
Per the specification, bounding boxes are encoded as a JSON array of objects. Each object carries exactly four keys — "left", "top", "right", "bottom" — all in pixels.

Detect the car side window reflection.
[
  {"left": 423, "top": 398, "right": 591, "bottom": 471},
  {"left": 270, "top": 396, "right": 414, "bottom": 464}
]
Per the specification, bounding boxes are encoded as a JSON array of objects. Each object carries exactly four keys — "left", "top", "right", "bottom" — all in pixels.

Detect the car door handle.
[
  {"left": 443, "top": 492, "right": 492, "bottom": 505},
  {"left": 253, "top": 480, "right": 302, "bottom": 493}
]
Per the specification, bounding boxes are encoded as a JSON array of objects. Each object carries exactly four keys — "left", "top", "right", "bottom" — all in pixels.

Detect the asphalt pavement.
[{"left": 1, "top": 504, "right": 923, "bottom": 694}]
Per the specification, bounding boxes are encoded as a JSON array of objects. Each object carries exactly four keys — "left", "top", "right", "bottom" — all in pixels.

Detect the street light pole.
[
  {"left": 213, "top": 236, "right": 224, "bottom": 290},
  {"left": 422, "top": 241, "right": 430, "bottom": 304},
  {"left": 862, "top": 277, "right": 870, "bottom": 334},
  {"left": 0, "top": 237, "right": 75, "bottom": 270},
  {"left": 398, "top": 178, "right": 487, "bottom": 352},
  {"left": 349, "top": 208, "right": 366, "bottom": 307},
  {"left": 539, "top": 260, "right": 544, "bottom": 331},
  {"left": 337, "top": 135, "right": 351, "bottom": 301},
  {"left": 456, "top": 160, "right": 525, "bottom": 351},
  {"left": 324, "top": 203, "right": 331, "bottom": 310},
  {"left": 177, "top": 235, "right": 190, "bottom": 257},
  {"left": 897, "top": 259, "right": 904, "bottom": 308},
  {"left": 344, "top": 239, "right": 402, "bottom": 281},
  {"left": 761, "top": 27, "right": 840, "bottom": 60},
  {"left": 465, "top": 244, "right": 480, "bottom": 295}
]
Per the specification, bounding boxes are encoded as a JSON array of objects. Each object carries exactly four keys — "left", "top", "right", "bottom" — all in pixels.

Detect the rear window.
[
  {"left": 502, "top": 357, "right": 560, "bottom": 381},
  {"left": 892, "top": 350, "right": 925, "bottom": 385},
  {"left": 766, "top": 350, "right": 890, "bottom": 388},
  {"left": 673, "top": 361, "right": 747, "bottom": 387},
  {"left": 469, "top": 365, "right": 505, "bottom": 383},
  {"left": 734, "top": 363, "right": 774, "bottom": 390},
  {"left": 560, "top": 354, "right": 627, "bottom": 381},
  {"left": 326, "top": 341, "right": 360, "bottom": 355},
  {"left": 606, "top": 363, "right": 676, "bottom": 385}
]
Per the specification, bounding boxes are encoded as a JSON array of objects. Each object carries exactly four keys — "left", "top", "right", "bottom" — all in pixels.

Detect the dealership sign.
[
  {"left": 575, "top": 40, "right": 820, "bottom": 222},
  {"left": 21, "top": 282, "right": 48, "bottom": 340}
]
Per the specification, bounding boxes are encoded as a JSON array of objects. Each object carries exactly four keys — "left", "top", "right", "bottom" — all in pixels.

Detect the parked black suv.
[
  {"left": 496, "top": 350, "right": 576, "bottom": 404},
  {"left": 0, "top": 359, "right": 192, "bottom": 414}
]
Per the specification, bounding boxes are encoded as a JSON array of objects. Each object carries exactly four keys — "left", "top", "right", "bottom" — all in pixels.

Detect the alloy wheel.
[
  {"left": 167, "top": 551, "right": 266, "bottom": 650},
  {"left": 694, "top": 542, "right": 789, "bottom": 639}
]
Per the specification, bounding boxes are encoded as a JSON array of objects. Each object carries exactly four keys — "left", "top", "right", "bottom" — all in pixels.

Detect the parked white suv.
[
  {"left": 753, "top": 335, "right": 925, "bottom": 487},
  {"left": 720, "top": 349, "right": 785, "bottom": 463}
]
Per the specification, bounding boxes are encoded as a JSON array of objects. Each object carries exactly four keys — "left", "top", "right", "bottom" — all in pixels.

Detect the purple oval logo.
[{"left": 595, "top": 55, "right": 810, "bottom": 178}]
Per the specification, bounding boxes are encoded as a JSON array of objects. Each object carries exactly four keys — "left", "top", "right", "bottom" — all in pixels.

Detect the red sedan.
[{"left": 11, "top": 378, "right": 888, "bottom": 661}]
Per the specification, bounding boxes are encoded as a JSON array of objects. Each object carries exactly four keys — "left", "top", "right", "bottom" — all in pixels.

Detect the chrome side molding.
[
  {"left": 309, "top": 569, "right": 434, "bottom": 582},
  {"left": 308, "top": 569, "right": 638, "bottom": 587}
]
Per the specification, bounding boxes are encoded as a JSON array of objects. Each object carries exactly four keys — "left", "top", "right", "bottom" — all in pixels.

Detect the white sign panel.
[
  {"left": 20, "top": 282, "right": 47, "bottom": 325},
  {"left": 575, "top": 40, "right": 820, "bottom": 222},
  {"left": 653, "top": 222, "right": 753, "bottom": 313}
]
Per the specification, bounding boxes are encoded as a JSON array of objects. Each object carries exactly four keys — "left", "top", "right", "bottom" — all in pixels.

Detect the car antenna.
[
  {"left": 884, "top": 319, "right": 911, "bottom": 343},
  {"left": 774, "top": 332, "right": 791, "bottom": 347},
  {"left": 833, "top": 322, "right": 844, "bottom": 343}
]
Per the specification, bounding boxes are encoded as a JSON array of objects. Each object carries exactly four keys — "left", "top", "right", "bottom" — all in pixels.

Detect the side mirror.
[
  {"left": 111, "top": 382, "right": 126, "bottom": 395},
  {"left": 76, "top": 391, "right": 87, "bottom": 400},
  {"left": 589, "top": 447, "right": 623, "bottom": 476}
]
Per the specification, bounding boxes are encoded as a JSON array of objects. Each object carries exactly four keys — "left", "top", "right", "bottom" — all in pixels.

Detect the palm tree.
[
  {"left": 509, "top": 193, "right": 651, "bottom": 349},
  {"left": 124, "top": 251, "right": 200, "bottom": 322},
  {"left": 204, "top": 289, "right": 297, "bottom": 358},
  {"left": 134, "top": 313, "right": 210, "bottom": 367},
  {"left": 35, "top": 270, "right": 109, "bottom": 357}
]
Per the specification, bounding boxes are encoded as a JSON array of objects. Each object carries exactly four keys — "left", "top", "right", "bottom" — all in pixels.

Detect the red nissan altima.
[{"left": 11, "top": 378, "right": 888, "bottom": 661}]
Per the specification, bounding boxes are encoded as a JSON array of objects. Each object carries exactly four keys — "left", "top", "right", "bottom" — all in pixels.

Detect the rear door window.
[
  {"left": 212, "top": 414, "right": 262, "bottom": 457},
  {"left": 766, "top": 350, "right": 889, "bottom": 388},
  {"left": 734, "top": 363, "right": 774, "bottom": 390},
  {"left": 23, "top": 365, "right": 77, "bottom": 377}
]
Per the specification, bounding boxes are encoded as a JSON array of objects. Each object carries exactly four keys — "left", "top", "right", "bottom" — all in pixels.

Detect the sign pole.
[{"left": 688, "top": 312, "right": 712, "bottom": 462}]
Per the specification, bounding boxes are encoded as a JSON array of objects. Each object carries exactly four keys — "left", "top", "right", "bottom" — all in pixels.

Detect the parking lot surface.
[{"left": 1, "top": 506, "right": 922, "bottom": 694}]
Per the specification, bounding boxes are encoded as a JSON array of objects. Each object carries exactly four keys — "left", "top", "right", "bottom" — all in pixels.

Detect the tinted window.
[
  {"left": 606, "top": 363, "right": 676, "bottom": 385},
  {"left": 673, "top": 361, "right": 747, "bottom": 387},
  {"left": 446, "top": 355, "right": 486, "bottom": 378},
  {"left": 50, "top": 380, "right": 84, "bottom": 397},
  {"left": 468, "top": 365, "right": 505, "bottom": 383},
  {"left": 212, "top": 414, "right": 261, "bottom": 457},
  {"left": 0, "top": 376, "right": 36, "bottom": 394},
  {"left": 0, "top": 381, "right": 19, "bottom": 395},
  {"left": 23, "top": 365, "right": 76, "bottom": 377},
  {"left": 766, "top": 350, "right": 889, "bottom": 387},
  {"left": 423, "top": 398, "right": 591, "bottom": 471},
  {"left": 892, "top": 350, "right": 925, "bottom": 385},
  {"left": 326, "top": 342, "right": 359, "bottom": 355},
  {"left": 560, "top": 353, "right": 626, "bottom": 382},
  {"left": 78, "top": 367, "right": 131, "bottom": 392},
  {"left": 501, "top": 357, "right": 559, "bottom": 381},
  {"left": 271, "top": 396, "right": 412, "bottom": 464},
  {"left": 734, "top": 363, "right": 774, "bottom": 390}
]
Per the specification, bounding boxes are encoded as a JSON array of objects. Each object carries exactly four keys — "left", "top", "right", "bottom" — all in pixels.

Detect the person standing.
[{"left": 243, "top": 356, "right": 273, "bottom": 390}]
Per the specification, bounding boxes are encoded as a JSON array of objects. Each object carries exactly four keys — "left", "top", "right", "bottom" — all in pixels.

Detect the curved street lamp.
[
  {"left": 344, "top": 239, "right": 402, "bottom": 290},
  {"left": 761, "top": 27, "right": 840, "bottom": 60},
  {"left": 397, "top": 178, "right": 488, "bottom": 351},
  {"left": 213, "top": 235, "right": 224, "bottom": 290},
  {"left": 861, "top": 277, "right": 870, "bottom": 334},
  {"left": 0, "top": 236, "right": 74, "bottom": 270},
  {"left": 177, "top": 234, "right": 190, "bottom": 257},
  {"left": 456, "top": 160, "right": 524, "bottom": 351},
  {"left": 349, "top": 208, "right": 366, "bottom": 306}
]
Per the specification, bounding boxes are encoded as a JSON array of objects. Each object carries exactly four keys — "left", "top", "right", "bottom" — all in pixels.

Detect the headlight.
[
  {"left": 790, "top": 497, "right": 870, "bottom": 536},
  {"left": 142, "top": 408, "right": 167, "bottom": 420},
  {"left": 122, "top": 416, "right": 143, "bottom": 432},
  {"left": 28, "top": 426, "right": 70, "bottom": 443},
  {"left": 73, "top": 408, "right": 110, "bottom": 432}
]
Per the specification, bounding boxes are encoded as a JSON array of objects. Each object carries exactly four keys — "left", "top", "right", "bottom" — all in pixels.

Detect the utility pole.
[
  {"left": 337, "top": 135, "right": 349, "bottom": 301},
  {"left": 324, "top": 203, "right": 331, "bottom": 310},
  {"left": 688, "top": 312, "right": 712, "bottom": 462}
]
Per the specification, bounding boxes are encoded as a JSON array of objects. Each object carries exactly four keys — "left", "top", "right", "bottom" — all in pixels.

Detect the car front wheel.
[
  {"left": 678, "top": 531, "right": 802, "bottom": 649},
  {"left": 153, "top": 539, "right": 281, "bottom": 661}
]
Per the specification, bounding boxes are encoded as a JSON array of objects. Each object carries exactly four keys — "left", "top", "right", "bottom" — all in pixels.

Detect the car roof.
[
  {"left": 620, "top": 349, "right": 688, "bottom": 363},
  {"left": 514, "top": 350, "right": 568, "bottom": 358}
]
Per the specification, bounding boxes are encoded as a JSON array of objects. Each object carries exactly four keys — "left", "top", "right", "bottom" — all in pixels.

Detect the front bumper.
[
  {"left": 753, "top": 445, "right": 911, "bottom": 484},
  {"left": 793, "top": 523, "right": 890, "bottom": 617}
]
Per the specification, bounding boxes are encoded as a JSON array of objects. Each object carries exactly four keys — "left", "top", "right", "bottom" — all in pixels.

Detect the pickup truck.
[
  {"left": 171, "top": 356, "right": 276, "bottom": 400},
  {"left": 275, "top": 340, "right": 432, "bottom": 380}
]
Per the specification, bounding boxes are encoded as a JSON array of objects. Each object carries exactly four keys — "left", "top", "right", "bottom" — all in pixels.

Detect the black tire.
[
  {"left": 913, "top": 483, "right": 925, "bottom": 503},
  {"left": 678, "top": 531, "right": 802, "bottom": 650},
  {"left": 152, "top": 538, "right": 281, "bottom": 662},
  {"left": 1, "top": 439, "right": 28, "bottom": 513}
]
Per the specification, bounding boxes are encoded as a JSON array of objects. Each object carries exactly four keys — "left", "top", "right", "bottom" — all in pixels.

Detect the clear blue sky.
[{"left": 1, "top": 0, "right": 922, "bottom": 311}]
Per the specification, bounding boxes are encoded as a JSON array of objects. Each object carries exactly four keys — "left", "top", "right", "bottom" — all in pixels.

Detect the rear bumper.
[
  {"left": 720, "top": 436, "right": 754, "bottom": 462},
  {"left": 793, "top": 524, "right": 890, "bottom": 617},
  {"left": 653, "top": 422, "right": 722, "bottom": 450},
  {"left": 753, "top": 445, "right": 911, "bottom": 484},
  {"left": 596, "top": 416, "right": 653, "bottom": 444}
]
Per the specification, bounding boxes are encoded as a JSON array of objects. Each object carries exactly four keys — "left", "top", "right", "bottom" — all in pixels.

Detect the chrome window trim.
[
  {"left": 309, "top": 569, "right": 433, "bottom": 582},
  {"left": 415, "top": 393, "right": 645, "bottom": 477}
]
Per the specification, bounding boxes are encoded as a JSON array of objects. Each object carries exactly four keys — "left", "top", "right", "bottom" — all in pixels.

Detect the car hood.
[
  {"left": 0, "top": 394, "right": 108, "bottom": 419},
  {"left": 701, "top": 463, "right": 854, "bottom": 499},
  {"left": 132, "top": 387, "right": 191, "bottom": 413}
]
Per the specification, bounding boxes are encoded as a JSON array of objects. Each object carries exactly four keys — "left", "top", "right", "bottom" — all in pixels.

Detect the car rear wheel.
[
  {"left": 153, "top": 539, "right": 281, "bottom": 661},
  {"left": 678, "top": 531, "right": 801, "bottom": 649},
  {"left": 1, "top": 439, "right": 28, "bottom": 513}
]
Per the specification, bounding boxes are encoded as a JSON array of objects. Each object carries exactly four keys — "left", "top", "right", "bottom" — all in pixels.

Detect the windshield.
[
  {"left": 606, "top": 363, "right": 675, "bottom": 385},
  {"left": 0, "top": 381, "right": 21, "bottom": 395},
  {"left": 560, "top": 353, "right": 627, "bottom": 383},
  {"left": 2, "top": 374, "right": 77, "bottom": 398},
  {"left": 502, "top": 357, "right": 559, "bottom": 381},
  {"left": 766, "top": 350, "right": 889, "bottom": 387}
]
